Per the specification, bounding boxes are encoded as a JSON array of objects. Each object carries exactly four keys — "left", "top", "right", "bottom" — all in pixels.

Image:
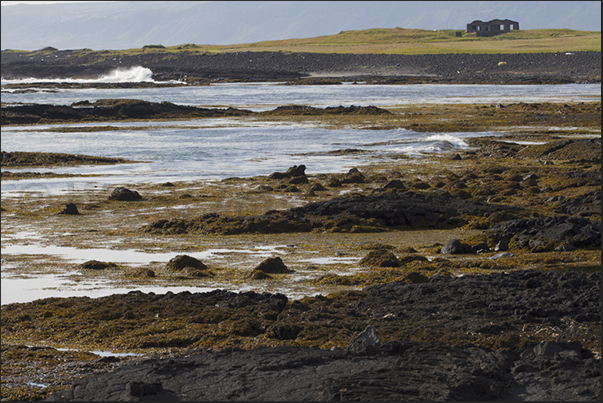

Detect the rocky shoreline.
[
  {"left": 1, "top": 50, "right": 601, "bottom": 84},
  {"left": 1, "top": 92, "right": 601, "bottom": 400}
]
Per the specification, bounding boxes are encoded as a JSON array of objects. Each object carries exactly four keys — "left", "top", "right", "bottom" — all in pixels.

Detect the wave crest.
[
  {"left": 1, "top": 66, "right": 182, "bottom": 85},
  {"left": 97, "top": 66, "right": 155, "bottom": 83}
]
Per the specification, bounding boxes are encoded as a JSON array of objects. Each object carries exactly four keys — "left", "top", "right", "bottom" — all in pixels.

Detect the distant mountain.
[{"left": 1, "top": 1, "right": 601, "bottom": 51}]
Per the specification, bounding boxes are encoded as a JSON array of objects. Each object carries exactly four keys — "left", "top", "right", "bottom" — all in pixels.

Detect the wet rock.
[
  {"left": 411, "top": 180, "right": 430, "bottom": 190},
  {"left": 78, "top": 260, "right": 118, "bottom": 270},
  {"left": 325, "top": 177, "right": 342, "bottom": 187},
  {"left": 269, "top": 171, "right": 289, "bottom": 180},
  {"left": 1, "top": 99, "right": 254, "bottom": 125},
  {"left": 0, "top": 150, "right": 130, "bottom": 167},
  {"left": 7, "top": 270, "right": 600, "bottom": 401},
  {"left": 108, "top": 186, "right": 143, "bottom": 201},
  {"left": 57, "top": 203, "right": 80, "bottom": 215}
]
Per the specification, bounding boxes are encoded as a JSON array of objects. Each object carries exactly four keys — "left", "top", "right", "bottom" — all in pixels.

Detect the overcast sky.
[{"left": 1, "top": 1, "right": 600, "bottom": 51}]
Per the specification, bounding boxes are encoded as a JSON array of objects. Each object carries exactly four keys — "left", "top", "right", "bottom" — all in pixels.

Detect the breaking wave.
[{"left": 1, "top": 66, "right": 183, "bottom": 85}]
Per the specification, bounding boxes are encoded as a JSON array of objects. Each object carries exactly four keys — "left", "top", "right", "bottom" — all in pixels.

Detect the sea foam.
[{"left": 1, "top": 66, "right": 183, "bottom": 85}]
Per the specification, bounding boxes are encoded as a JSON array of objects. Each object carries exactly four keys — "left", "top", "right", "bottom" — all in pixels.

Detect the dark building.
[{"left": 466, "top": 19, "right": 519, "bottom": 37}]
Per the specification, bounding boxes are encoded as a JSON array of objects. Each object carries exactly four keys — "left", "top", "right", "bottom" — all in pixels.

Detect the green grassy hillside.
[{"left": 4, "top": 27, "right": 600, "bottom": 57}]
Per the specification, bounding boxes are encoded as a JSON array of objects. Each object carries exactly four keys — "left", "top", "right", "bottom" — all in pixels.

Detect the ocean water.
[
  {"left": 2, "top": 76, "right": 601, "bottom": 111},
  {"left": 1, "top": 68, "right": 601, "bottom": 304},
  {"left": 2, "top": 69, "right": 600, "bottom": 195},
  {"left": 1, "top": 120, "right": 498, "bottom": 195}
]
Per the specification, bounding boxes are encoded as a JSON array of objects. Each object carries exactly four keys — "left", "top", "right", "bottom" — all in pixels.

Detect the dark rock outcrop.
[
  {"left": 146, "top": 191, "right": 520, "bottom": 235},
  {"left": 488, "top": 215, "right": 601, "bottom": 252},
  {"left": 45, "top": 339, "right": 600, "bottom": 401}
]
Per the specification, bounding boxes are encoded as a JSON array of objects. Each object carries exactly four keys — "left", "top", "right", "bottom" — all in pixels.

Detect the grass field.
[
  {"left": 189, "top": 28, "right": 602, "bottom": 55},
  {"left": 4, "top": 27, "right": 600, "bottom": 58}
]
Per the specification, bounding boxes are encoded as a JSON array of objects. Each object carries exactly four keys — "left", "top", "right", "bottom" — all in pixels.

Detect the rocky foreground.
[{"left": 42, "top": 270, "right": 600, "bottom": 401}]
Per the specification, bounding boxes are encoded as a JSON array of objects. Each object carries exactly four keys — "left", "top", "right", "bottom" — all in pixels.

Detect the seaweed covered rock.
[
  {"left": 78, "top": 260, "right": 118, "bottom": 270},
  {"left": 359, "top": 249, "right": 400, "bottom": 267},
  {"left": 166, "top": 255, "right": 213, "bottom": 277},
  {"left": 108, "top": 186, "right": 143, "bottom": 201},
  {"left": 145, "top": 190, "right": 521, "bottom": 235}
]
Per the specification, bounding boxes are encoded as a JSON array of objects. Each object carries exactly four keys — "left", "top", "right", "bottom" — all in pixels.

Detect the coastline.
[
  {"left": 1, "top": 97, "right": 600, "bottom": 400},
  {"left": 2, "top": 50, "right": 601, "bottom": 84}
]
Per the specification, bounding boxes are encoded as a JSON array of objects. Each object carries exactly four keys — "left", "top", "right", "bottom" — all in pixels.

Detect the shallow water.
[{"left": 2, "top": 81, "right": 600, "bottom": 110}]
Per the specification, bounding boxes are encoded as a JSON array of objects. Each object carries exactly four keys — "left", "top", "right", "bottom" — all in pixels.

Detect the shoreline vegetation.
[{"left": 0, "top": 30, "right": 601, "bottom": 401}]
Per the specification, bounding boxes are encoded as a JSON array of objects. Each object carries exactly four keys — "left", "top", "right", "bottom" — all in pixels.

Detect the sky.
[
  {"left": 1, "top": 1, "right": 109, "bottom": 4},
  {"left": 1, "top": 1, "right": 600, "bottom": 51}
]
